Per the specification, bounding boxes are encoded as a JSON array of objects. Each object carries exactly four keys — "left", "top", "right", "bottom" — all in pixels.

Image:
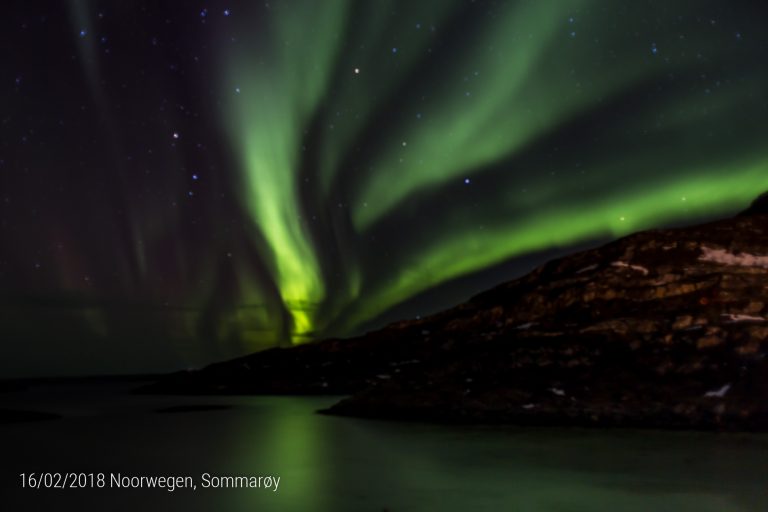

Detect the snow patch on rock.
[
  {"left": 704, "top": 383, "right": 731, "bottom": 398},
  {"left": 721, "top": 313, "right": 766, "bottom": 323},
  {"left": 699, "top": 247, "right": 768, "bottom": 268},
  {"left": 611, "top": 261, "right": 649, "bottom": 275}
]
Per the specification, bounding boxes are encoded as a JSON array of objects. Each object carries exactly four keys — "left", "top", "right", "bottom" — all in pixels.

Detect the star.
[
  {"left": 172, "top": 132, "right": 179, "bottom": 139},
  {"left": 464, "top": 178, "right": 471, "bottom": 184},
  {"left": 354, "top": 68, "right": 360, "bottom": 74}
]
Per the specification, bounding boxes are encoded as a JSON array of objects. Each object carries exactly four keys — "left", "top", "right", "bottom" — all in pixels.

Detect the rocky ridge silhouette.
[{"left": 144, "top": 195, "right": 768, "bottom": 430}]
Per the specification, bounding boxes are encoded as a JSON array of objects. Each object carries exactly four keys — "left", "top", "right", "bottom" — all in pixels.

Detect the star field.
[{"left": 1, "top": 0, "right": 767, "bottom": 376}]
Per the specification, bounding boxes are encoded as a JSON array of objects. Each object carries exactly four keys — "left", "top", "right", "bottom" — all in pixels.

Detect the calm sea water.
[{"left": 1, "top": 381, "right": 766, "bottom": 511}]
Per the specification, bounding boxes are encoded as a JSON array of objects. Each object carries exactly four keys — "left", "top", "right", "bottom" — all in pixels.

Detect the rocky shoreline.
[{"left": 143, "top": 194, "right": 768, "bottom": 430}]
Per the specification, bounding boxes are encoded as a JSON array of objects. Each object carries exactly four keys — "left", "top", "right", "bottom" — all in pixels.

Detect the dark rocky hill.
[
  {"left": 740, "top": 192, "right": 768, "bottom": 216},
  {"left": 144, "top": 196, "right": 768, "bottom": 430}
]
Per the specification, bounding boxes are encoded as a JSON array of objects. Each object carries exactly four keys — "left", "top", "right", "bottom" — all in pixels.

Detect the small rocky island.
[{"left": 144, "top": 193, "right": 768, "bottom": 430}]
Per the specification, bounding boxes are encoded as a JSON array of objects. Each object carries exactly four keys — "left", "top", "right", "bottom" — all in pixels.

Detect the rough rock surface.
[{"left": 144, "top": 202, "right": 768, "bottom": 430}]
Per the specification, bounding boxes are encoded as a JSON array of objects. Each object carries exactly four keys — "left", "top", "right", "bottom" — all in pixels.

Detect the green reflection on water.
[{"left": 213, "top": 397, "right": 768, "bottom": 512}]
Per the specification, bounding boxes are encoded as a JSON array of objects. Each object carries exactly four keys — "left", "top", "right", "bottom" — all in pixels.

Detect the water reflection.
[{"left": 1, "top": 385, "right": 767, "bottom": 511}]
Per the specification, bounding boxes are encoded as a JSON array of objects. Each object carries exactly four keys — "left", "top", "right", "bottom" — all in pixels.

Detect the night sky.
[{"left": 2, "top": 0, "right": 767, "bottom": 377}]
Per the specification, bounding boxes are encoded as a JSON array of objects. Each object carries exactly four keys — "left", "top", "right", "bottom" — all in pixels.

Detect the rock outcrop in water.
[{"left": 145, "top": 196, "right": 768, "bottom": 430}]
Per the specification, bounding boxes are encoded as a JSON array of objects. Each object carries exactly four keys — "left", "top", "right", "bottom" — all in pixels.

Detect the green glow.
[
  {"left": 216, "top": 0, "right": 768, "bottom": 343},
  {"left": 224, "top": 1, "right": 348, "bottom": 342},
  {"left": 316, "top": 0, "right": 463, "bottom": 196},
  {"left": 340, "top": 158, "right": 768, "bottom": 330},
  {"left": 350, "top": 0, "right": 665, "bottom": 230}
]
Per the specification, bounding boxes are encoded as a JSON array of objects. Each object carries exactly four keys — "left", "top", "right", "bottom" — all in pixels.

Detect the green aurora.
[
  {"left": 2, "top": 0, "right": 768, "bottom": 376},
  {"left": 219, "top": 0, "right": 768, "bottom": 342}
]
